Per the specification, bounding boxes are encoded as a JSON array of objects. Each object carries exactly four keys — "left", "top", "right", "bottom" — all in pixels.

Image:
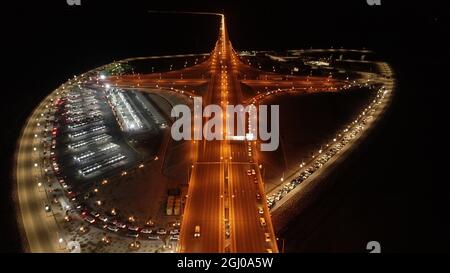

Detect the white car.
[
  {"left": 140, "top": 228, "right": 153, "bottom": 234},
  {"left": 170, "top": 229, "right": 180, "bottom": 235},
  {"left": 115, "top": 222, "right": 126, "bottom": 229},
  {"left": 90, "top": 211, "right": 100, "bottom": 218},
  {"left": 128, "top": 225, "right": 139, "bottom": 231},
  {"left": 156, "top": 228, "right": 167, "bottom": 235},
  {"left": 84, "top": 216, "right": 95, "bottom": 224},
  {"left": 107, "top": 225, "right": 119, "bottom": 232},
  {"left": 170, "top": 235, "right": 180, "bottom": 241}
]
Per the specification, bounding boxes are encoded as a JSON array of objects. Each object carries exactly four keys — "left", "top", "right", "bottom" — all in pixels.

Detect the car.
[
  {"left": 246, "top": 170, "right": 252, "bottom": 176},
  {"left": 90, "top": 211, "right": 100, "bottom": 218},
  {"left": 128, "top": 225, "right": 139, "bottom": 231},
  {"left": 258, "top": 207, "right": 264, "bottom": 214},
  {"left": 275, "top": 194, "right": 282, "bottom": 201},
  {"left": 256, "top": 193, "right": 261, "bottom": 200},
  {"left": 225, "top": 230, "right": 230, "bottom": 237},
  {"left": 156, "top": 228, "right": 167, "bottom": 235},
  {"left": 259, "top": 217, "right": 267, "bottom": 227},
  {"left": 84, "top": 216, "right": 95, "bottom": 224},
  {"left": 253, "top": 178, "right": 258, "bottom": 184},
  {"left": 108, "top": 219, "right": 118, "bottom": 225},
  {"left": 107, "top": 225, "right": 119, "bottom": 232},
  {"left": 115, "top": 222, "right": 126, "bottom": 229},
  {"left": 126, "top": 232, "right": 139, "bottom": 238},
  {"left": 140, "top": 228, "right": 153, "bottom": 234},
  {"left": 44, "top": 204, "right": 51, "bottom": 212},
  {"left": 148, "top": 235, "right": 160, "bottom": 240},
  {"left": 194, "top": 225, "right": 201, "bottom": 238},
  {"left": 251, "top": 169, "right": 256, "bottom": 175},
  {"left": 98, "top": 215, "right": 108, "bottom": 222},
  {"left": 170, "top": 229, "right": 180, "bottom": 235},
  {"left": 170, "top": 234, "right": 180, "bottom": 241},
  {"left": 265, "top": 233, "right": 271, "bottom": 242}
]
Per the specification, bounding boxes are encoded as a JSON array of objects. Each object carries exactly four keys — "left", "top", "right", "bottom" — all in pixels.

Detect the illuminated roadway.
[
  {"left": 178, "top": 15, "right": 280, "bottom": 253},
  {"left": 15, "top": 94, "right": 60, "bottom": 252},
  {"left": 106, "top": 14, "right": 349, "bottom": 253},
  {"left": 14, "top": 13, "right": 351, "bottom": 253},
  {"left": 174, "top": 15, "right": 351, "bottom": 253}
]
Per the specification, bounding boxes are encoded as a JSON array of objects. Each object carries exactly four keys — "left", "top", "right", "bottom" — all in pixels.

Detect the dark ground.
[
  {"left": 260, "top": 88, "right": 375, "bottom": 191},
  {"left": 1, "top": 1, "right": 449, "bottom": 252}
]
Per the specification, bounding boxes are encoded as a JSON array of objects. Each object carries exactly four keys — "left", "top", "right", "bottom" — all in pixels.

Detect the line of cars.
[
  {"left": 38, "top": 89, "right": 82, "bottom": 215},
  {"left": 245, "top": 163, "right": 274, "bottom": 252},
  {"left": 80, "top": 209, "right": 180, "bottom": 241},
  {"left": 266, "top": 118, "right": 368, "bottom": 210}
]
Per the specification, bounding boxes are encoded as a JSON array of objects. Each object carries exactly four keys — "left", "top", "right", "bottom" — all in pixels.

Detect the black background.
[{"left": 1, "top": 0, "right": 449, "bottom": 253}]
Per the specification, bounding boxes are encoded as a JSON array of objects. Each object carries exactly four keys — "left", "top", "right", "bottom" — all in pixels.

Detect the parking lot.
[
  {"left": 50, "top": 86, "right": 139, "bottom": 186},
  {"left": 38, "top": 80, "right": 186, "bottom": 250}
]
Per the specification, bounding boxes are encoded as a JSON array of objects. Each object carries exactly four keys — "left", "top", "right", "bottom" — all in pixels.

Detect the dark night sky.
[{"left": 1, "top": 0, "right": 449, "bottom": 252}]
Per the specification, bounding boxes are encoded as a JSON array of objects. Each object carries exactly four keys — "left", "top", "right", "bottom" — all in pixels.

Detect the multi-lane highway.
[
  {"left": 178, "top": 15, "right": 279, "bottom": 253},
  {"left": 108, "top": 14, "right": 350, "bottom": 253}
]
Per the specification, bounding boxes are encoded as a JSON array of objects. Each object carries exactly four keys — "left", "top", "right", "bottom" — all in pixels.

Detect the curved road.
[{"left": 15, "top": 91, "right": 62, "bottom": 252}]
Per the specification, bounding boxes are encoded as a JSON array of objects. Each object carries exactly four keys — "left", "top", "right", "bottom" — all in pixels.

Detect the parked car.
[
  {"left": 140, "top": 228, "right": 153, "bottom": 234},
  {"left": 148, "top": 235, "right": 160, "bottom": 240},
  {"left": 156, "top": 228, "right": 167, "bottom": 235},
  {"left": 107, "top": 225, "right": 119, "bottom": 232}
]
